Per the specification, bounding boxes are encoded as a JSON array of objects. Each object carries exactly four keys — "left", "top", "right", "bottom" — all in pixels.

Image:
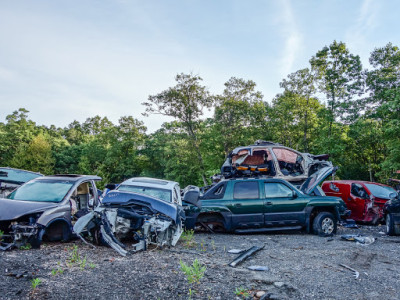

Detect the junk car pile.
[{"left": 1, "top": 139, "right": 399, "bottom": 255}]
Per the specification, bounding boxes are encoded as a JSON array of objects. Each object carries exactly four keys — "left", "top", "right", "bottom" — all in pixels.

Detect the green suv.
[{"left": 185, "top": 167, "right": 349, "bottom": 235}]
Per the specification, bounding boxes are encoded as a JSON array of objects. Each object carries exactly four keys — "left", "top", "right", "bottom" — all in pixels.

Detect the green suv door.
[
  {"left": 263, "top": 181, "right": 308, "bottom": 227},
  {"left": 226, "top": 180, "right": 264, "bottom": 229}
]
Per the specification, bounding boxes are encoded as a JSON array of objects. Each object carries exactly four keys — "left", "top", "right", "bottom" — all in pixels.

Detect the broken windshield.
[
  {"left": 7, "top": 180, "right": 74, "bottom": 202},
  {"left": 117, "top": 185, "right": 172, "bottom": 203}
]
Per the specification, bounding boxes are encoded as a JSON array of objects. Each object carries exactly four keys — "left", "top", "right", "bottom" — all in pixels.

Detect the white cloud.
[
  {"left": 345, "top": 0, "right": 380, "bottom": 66},
  {"left": 278, "top": 0, "right": 302, "bottom": 78}
]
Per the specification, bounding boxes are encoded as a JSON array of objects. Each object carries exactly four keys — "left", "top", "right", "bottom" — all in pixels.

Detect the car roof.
[
  {"left": 35, "top": 174, "right": 102, "bottom": 182},
  {"left": 323, "top": 180, "right": 391, "bottom": 187},
  {"left": 119, "top": 177, "right": 179, "bottom": 190}
]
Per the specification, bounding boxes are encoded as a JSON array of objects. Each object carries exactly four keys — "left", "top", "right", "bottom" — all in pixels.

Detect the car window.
[
  {"left": 272, "top": 148, "right": 304, "bottom": 176},
  {"left": 351, "top": 183, "right": 368, "bottom": 199},
  {"left": 117, "top": 185, "right": 172, "bottom": 202},
  {"left": 202, "top": 182, "right": 227, "bottom": 199},
  {"left": 7, "top": 180, "right": 74, "bottom": 202},
  {"left": 233, "top": 181, "right": 259, "bottom": 199},
  {"left": 364, "top": 183, "right": 397, "bottom": 200},
  {"left": 265, "top": 182, "right": 293, "bottom": 198}
]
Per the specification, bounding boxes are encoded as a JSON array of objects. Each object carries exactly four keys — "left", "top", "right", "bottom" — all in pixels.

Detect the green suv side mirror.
[{"left": 292, "top": 191, "right": 298, "bottom": 199}]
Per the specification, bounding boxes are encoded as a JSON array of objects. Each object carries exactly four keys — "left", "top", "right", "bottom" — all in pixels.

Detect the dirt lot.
[{"left": 1, "top": 225, "right": 400, "bottom": 300}]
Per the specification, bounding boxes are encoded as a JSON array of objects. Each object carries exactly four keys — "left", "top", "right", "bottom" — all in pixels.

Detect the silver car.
[{"left": 0, "top": 174, "right": 101, "bottom": 250}]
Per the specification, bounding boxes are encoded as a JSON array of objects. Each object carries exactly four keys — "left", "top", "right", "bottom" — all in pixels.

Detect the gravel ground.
[{"left": 1, "top": 225, "right": 400, "bottom": 300}]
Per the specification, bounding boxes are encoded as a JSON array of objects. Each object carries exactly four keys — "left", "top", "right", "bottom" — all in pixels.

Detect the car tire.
[
  {"left": 386, "top": 213, "right": 395, "bottom": 236},
  {"left": 313, "top": 212, "right": 337, "bottom": 236}
]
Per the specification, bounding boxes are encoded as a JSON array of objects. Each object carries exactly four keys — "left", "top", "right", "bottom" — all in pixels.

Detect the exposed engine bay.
[{"left": 74, "top": 191, "right": 186, "bottom": 256}]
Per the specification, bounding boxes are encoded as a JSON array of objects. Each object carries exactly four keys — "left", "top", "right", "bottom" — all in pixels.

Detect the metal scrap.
[
  {"left": 341, "top": 234, "right": 376, "bottom": 245},
  {"left": 228, "top": 245, "right": 264, "bottom": 267},
  {"left": 339, "top": 264, "right": 360, "bottom": 279}
]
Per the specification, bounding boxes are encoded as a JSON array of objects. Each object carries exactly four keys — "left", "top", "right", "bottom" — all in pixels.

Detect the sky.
[{"left": 0, "top": 0, "right": 398, "bottom": 132}]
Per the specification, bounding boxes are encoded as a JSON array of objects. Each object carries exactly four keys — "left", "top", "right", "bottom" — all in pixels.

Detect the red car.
[{"left": 322, "top": 180, "right": 397, "bottom": 223}]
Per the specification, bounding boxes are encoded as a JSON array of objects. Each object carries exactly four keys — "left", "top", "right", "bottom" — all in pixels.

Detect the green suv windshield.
[
  {"left": 117, "top": 185, "right": 172, "bottom": 203},
  {"left": 7, "top": 180, "right": 74, "bottom": 202}
]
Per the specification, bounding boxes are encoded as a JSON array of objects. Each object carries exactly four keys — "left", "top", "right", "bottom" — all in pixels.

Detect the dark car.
[
  {"left": 0, "top": 174, "right": 101, "bottom": 250},
  {"left": 220, "top": 140, "right": 332, "bottom": 184},
  {"left": 0, "top": 167, "right": 42, "bottom": 198},
  {"left": 185, "top": 167, "right": 349, "bottom": 236},
  {"left": 322, "top": 180, "right": 396, "bottom": 223},
  {"left": 384, "top": 193, "right": 400, "bottom": 235}
]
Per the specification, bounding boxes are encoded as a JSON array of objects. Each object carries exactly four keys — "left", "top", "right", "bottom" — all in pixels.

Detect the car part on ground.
[
  {"left": 185, "top": 166, "right": 350, "bottom": 236},
  {"left": 228, "top": 245, "right": 265, "bottom": 267},
  {"left": 220, "top": 140, "right": 332, "bottom": 184},
  {"left": 73, "top": 189, "right": 198, "bottom": 256},
  {"left": 0, "top": 174, "right": 101, "bottom": 250},
  {"left": 0, "top": 167, "right": 42, "bottom": 198},
  {"left": 340, "top": 234, "right": 376, "bottom": 245},
  {"left": 322, "top": 180, "right": 397, "bottom": 224},
  {"left": 339, "top": 264, "right": 360, "bottom": 279}
]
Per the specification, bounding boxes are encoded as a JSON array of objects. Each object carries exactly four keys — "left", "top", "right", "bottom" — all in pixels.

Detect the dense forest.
[{"left": 1, "top": 41, "right": 399, "bottom": 188}]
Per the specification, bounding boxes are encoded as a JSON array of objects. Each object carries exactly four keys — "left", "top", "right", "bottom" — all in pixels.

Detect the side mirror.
[
  {"left": 182, "top": 185, "right": 201, "bottom": 208},
  {"left": 389, "top": 192, "right": 397, "bottom": 200},
  {"left": 292, "top": 191, "right": 298, "bottom": 199}
]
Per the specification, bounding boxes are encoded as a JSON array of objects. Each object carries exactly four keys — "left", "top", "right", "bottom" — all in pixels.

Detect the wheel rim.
[{"left": 321, "top": 217, "right": 334, "bottom": 234}]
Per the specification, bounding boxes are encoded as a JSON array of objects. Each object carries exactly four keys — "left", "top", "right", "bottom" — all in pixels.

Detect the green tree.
[
  {"left": 267, "top": 91, "right": 322, "bottom": 150},
  {"left": 310, "top": 41, "right": 364, "bottom": 132},
  {"left": 143, "top": 73, "right": 213, "bottom": 185},
  {"left": 366, "top": 43, "right": 400, "bottom": 177},
  {"left": 213, "top": 77, "right": 266, "bottom": 155},
  {"left": 10, "top": 134, "right": 55, "bottom": 174},
  {"left": 280, "top": 68, "right": 315, "bottom": 151}
]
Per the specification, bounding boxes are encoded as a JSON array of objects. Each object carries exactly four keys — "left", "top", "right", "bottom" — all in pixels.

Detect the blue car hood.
[{"left": 102, "top": 191, "right": 179, "bottom": 223}]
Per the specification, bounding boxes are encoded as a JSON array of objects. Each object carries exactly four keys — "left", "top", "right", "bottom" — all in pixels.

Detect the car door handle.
[
  {"left": 234, "top": 203, "right": 242, "bottom": 208},
  {"left": 265, "top": 202, "right": 273, "bottom": 206}
]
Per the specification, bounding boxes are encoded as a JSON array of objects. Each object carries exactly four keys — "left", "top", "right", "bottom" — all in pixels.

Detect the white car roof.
[{"left": 119, "top": 177, "right": 179, "bottom": 190}]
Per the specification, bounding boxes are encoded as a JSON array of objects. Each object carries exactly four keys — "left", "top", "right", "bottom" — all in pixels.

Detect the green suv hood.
[{"left": 300, "top": 166, "right": 337, "bottom": 195}]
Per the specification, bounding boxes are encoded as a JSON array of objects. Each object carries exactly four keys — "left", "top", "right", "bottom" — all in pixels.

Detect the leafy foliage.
[{"left": 1, "top": 41, "right": 399, "bottom": 186}]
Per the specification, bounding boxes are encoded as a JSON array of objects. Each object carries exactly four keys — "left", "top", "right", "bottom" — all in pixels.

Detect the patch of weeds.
[
  {"left": 68, "top": 245, "right": 80, "bottom": 264},
  {"left": 88, "top": 263, "right": 96, "bottom": 269},
  {"left": 0, "top": 230, "right": 4, "bottom": 241},
  {"left": 234, "top": 287, "right": 250, "bottom": 299},
  {"left": 179, "top": 259, "right": 206, "bottom": 284},
  {"left": 210, "top": 240, "right": 216, "bottom": 251},
  {"left": 31, "top": 278, "right": 42, "bottom": 290},
  {"left": 51, "top": 267, "right": 64, "bottom": 276},
  {"left": 66, "top": 245, "right": 92, "bottom": 271},
  {"left": 199, "top": 240, "right": 207, "bottom": 252},
  {"left": 188, "top": 288, "right": 195, "bottom": 299},
  {"left": 79, "top": 256, "right": 87, "bottom": 270},
  {"left": 181, "top": 229, "right": 196, "bottom": 248},
  {"left": 19, "top": 243, "right": 32, "bottom": 250}
]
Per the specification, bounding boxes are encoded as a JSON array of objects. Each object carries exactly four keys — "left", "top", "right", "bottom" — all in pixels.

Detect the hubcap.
[{"left": 321, "top": 217, "right": 334, "bottom": 234}]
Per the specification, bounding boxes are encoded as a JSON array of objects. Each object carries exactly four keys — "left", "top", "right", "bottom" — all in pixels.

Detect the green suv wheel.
[{"left": 313, "top": 212, "right": 337, "bottom": 236}]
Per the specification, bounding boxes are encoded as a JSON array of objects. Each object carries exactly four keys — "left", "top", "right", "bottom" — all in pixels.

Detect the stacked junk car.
[{"left": 1, "top": 140, "right": 400, "bottom": 257}]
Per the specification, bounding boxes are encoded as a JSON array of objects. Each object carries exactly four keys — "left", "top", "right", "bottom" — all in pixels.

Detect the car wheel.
[
  {"left": 386, "top": 213, "right": 395, "bottom": 236},
  {"left": 313, "top": 212, "right": 337, "bottom": 236},
  {"left": 196, "top": 214, "right": 226, "bottom": 233}
]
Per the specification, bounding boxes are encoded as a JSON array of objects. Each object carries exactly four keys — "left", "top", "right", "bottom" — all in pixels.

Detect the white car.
[
  {"left": 116, "top": 177, "right": 183, "bottom": 205},
  {"left": 74, "top": 177, "right": 200, "bottom": 256}
]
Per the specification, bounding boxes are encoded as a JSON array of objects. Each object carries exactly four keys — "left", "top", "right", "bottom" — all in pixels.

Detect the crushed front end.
[
  {"left": 74, "top": 191, "right": 184, "bottom": 256},
  {"left": 0, "top": 213, "right": 44, "bottom": 250}
]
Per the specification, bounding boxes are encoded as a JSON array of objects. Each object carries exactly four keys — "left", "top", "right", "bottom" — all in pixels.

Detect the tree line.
[{"left": 1, "top": 41, "right": 399, "bottom": 188}]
